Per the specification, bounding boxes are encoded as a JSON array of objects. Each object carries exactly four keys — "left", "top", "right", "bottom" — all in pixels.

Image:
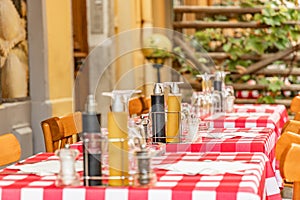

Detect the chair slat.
[
  {"left": 276, "top": 130, "right": 300, "bottom": 200},
  {"left": 291, "top": 95, "right": 300, "bottom": 113},
  {"left": 281, "top": 120, "right": 300, "bottom": 134},
  {"left": 282, "top": 143, "right": 300, "bottom": 181},
  {"left": 276, "top": 131, "right": 300, "bottom": 161},
  {"left": 60, "top": 112, "right": 82, "bottom": 137}
]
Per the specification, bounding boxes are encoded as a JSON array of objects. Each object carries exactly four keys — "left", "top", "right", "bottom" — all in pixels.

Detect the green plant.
[
  {"left": 257, "top": 76, "right": 284, "bottom": 103},
  {"left": 221, "top": 2, "right": 299, "bottom": 59},
  {"left": 189, "top": 0, "right": 300, "bottom": 102},
  {"left": 173, "top": 46, "right": 202, "bottom": 76}
]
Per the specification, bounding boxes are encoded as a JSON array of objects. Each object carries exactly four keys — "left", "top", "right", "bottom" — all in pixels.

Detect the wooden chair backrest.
[
  {"left": 281, "top": 120, "right": 300, "bottom": 134},
  {"left": 0, "top": 133, "right": 21, "bottom": 166},
  {"left": 294, "top": 112, "right": 300, "bottom": 121},
  {"left": 275, "top": 131, "right": 300, "bottom": 200},
  {"left": 128, "top": 96, "right": 151, "bottom": 117},
  {"left": 280, "top": 143, "right": 300, "bottom": 181},
  {"left": 290, "top": 95, "right": 300, "bottom": 113},
  {"left": 129, "top": 97, "right": 144, "bottom": 116},
  {"left": 279, "top": 143, "right": 300, "bottom": 200},
  {"left": 145, "top": 97, "right": 151, "bottom": 111},
  {"left": 41, "top": 112, "right": 82, "bottom": 152},
  {"left": 276, "top": 131, "right": 300, "bottom": 161}
]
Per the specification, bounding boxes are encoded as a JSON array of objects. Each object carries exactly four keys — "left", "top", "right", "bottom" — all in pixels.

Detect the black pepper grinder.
[
  {"left": 213, "top": 71, "right": 222, "bottom": 92},
  {"left": 82, "top": 94, "right": 102, "bottom": 186},
  {"left": 213, "top": 71, "right": 224, "bottom": 112},
  {"left": 151, "top": 83, "right": 166, "bottom": 143}
]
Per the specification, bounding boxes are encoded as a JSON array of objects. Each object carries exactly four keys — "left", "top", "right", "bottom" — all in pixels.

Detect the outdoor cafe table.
[
  {"left": 72, "top": 127, "right": 280, "bottom": 184},
  {"left": 232, "top": 104, "right": 288, "bottom": 126},
  {"left": 168, "top": 127, "right": 276, "bottom": 166},
  {"left": 233, "top": 104, "right": 288, "bottom": 117},
  {"left": 0, "top": 152, "right": 281, "bottom": 200},
  {"left": 167, "top": 127, "right": 282, "bottom": 187},
  {"left": 203, "top": 111, "right": 285, "bottom": 138}
]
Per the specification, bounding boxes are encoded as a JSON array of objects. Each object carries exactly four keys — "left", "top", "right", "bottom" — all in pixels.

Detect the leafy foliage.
[{"left": 191, "top": 0, "right": 300, "bottom": 103}]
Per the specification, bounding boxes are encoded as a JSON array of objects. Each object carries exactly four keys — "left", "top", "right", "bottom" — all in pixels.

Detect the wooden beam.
[
  {"left": 235, "top": 98, "right": 291, "bottom": 106},
  {"left": 229, "top": 83, "right": 300, "bottom": 91},
  {"left": 174, "top": 6, "right": 263, "bottom": 14},
  {"left": 173, "top": 6, "right": 300, "bottom": 14},
  {"left": 256, "top": 68, "right": 300, "bottom": 76},
  {"left": 232, "top": 44, "right": 300, "bottom": 80},
  {"left": 173, "top": 21, "right": 300, "bottom": 29},
  {"left": 230, "top": 84, "right": 265, "bottom": 90},
  {"left": 206, "top": 52, "right": 300, "bottom": 62},
  {"left": 173, "top": 35, "right": 212, "bottom": 73},
  {"left": 173, "top": 21, "right": 263, "bottom": 29}
]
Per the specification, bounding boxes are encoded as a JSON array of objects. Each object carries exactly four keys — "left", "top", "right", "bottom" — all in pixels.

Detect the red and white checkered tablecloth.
[
  {"left": 204, "top": 112, "right": 284, "bottom": 138},
  {"left": 233, "top": 104, "right": 288, "bottom": 122},
  {"left": 70, "top": 142, "right": 83, "bottom": 153},
  {"left": 167, "top": 127, "right": 275, "bottom": 162},
  {"left": 72, "top": 128, "right": 278, "bottom": 177},
  {"left": 0, "top": 152, "right": 281, "bottom": 200},
  {"left": 167, "top": 127, "right": 282, "bottom": 188}
]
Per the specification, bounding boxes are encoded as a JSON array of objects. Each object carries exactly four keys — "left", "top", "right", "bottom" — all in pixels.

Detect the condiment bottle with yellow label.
[
  {"left": 164, "top": 82, "right": 183, "bottom": 143},
  {"left": 103, "top": 90, "right": 140, "bottom": 186}
]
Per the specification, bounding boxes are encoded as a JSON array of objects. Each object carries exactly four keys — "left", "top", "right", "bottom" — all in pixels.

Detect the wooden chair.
[
  {"left": 276, "top": 131, "right": 300, "bottom": 199},
  {"left": 291, "top": 95, "right": 300, "bottom": 113},
  {"left": 276, "top": 131, "right": 300, "bottom": 160},
  {"left": 128, "top": 96, "right": 151, "bottom": 117},
  {"left": 129, "top": 97, "right": 144, "bottom": 116},
  {"left": 41, "top": 112, "right": 82, "bottom": 153},
  {"left": 294, "top": 112, "right": 300, "bottom": 121},
  {"left": 281, "top": 95, "right": 300, "bottom": 133},
  {"left": 281, "top": 120, "right": 300, "bottom": 135},
  {"left": 290, "top": 95, "right": 300, "bottom": 120},
  {"left": 0, "top": 133, "right": 21, "bottom": 166}
]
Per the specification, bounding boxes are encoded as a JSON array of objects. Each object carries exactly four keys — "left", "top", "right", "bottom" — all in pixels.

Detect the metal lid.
[
  {"left": 164, "top": 82, "right": 183, "bottom": 94},
  {"left": 153, "top": 83, "right": 164, "bottom": 94}
]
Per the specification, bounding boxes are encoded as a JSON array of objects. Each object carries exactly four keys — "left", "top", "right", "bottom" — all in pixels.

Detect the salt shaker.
[{"left": 55, "top": 144, "right": 80, "bottom": 186}]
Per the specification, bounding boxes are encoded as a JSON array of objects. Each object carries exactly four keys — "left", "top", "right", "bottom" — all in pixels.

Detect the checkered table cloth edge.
[{"left": 0, "top": 152, "right": 281, "bottom": 200}]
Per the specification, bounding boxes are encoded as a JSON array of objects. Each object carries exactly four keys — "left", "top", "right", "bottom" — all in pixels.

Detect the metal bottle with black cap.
[
  {"left": 82, "top": 94, "right": 102, "bottom": 186},
  {"left": 151, "top": 83, "right": 166, "bottom": 143}
]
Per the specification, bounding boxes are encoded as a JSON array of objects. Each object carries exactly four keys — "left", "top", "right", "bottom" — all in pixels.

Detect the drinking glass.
[{"left": 186, "top": 115, "right": 200, "bottom": 143}]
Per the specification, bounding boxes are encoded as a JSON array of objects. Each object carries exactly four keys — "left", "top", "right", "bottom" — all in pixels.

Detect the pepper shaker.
[{"left": 135, "top": 148, "right": 151, "bottom": 185}]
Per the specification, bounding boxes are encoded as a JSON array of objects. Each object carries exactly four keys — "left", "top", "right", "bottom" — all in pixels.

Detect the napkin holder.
[{"left": 150, "top": 110, "right": 183, "bottom": 143}]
